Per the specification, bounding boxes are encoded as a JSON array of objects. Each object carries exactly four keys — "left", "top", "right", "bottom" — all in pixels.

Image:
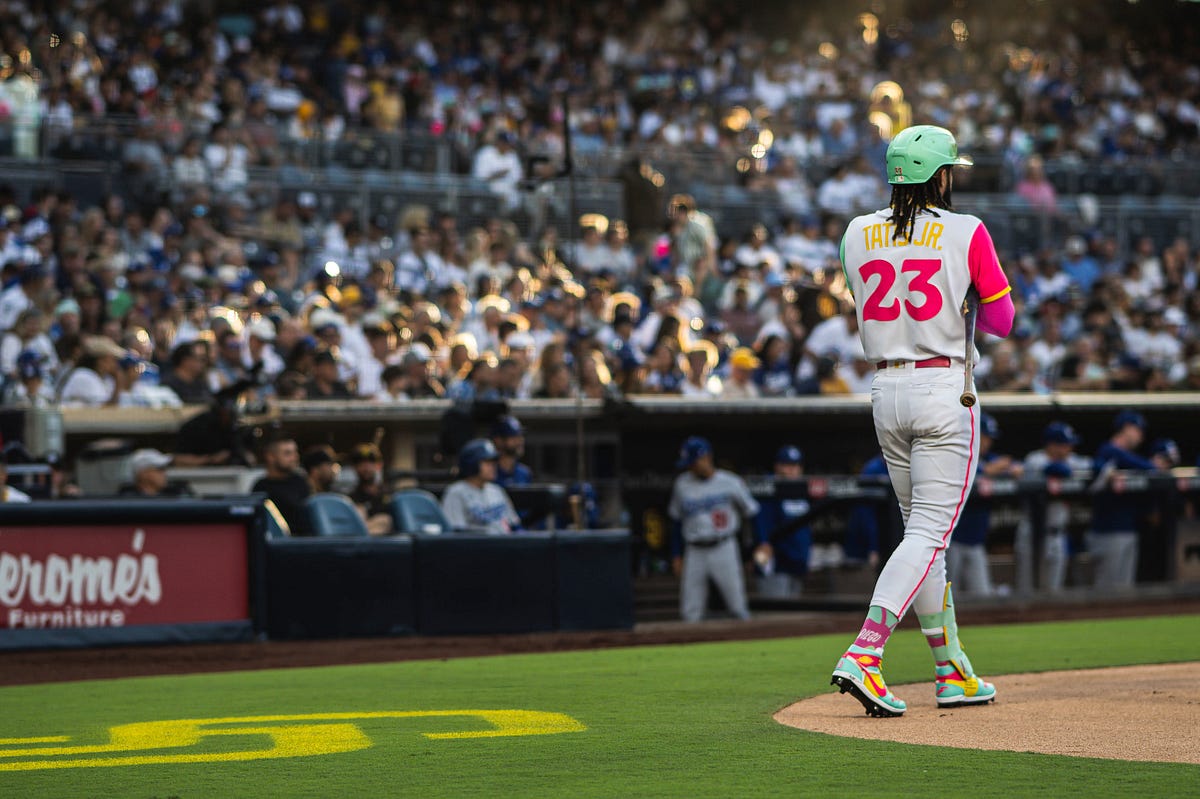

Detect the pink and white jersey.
[{"left": 841, "top": 207, "right": 1010, "bottom": 364}]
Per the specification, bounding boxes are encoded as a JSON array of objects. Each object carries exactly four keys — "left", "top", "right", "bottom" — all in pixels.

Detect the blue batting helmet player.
[
  {"left": 490, "top": 415, "right": 524, "bottom": 438},
  {"left": 458, "top": 438, "right": 499, "bottom": 477},
  {"left": 1114, "top": 409, "right": 1147, "bottom": 431},
  {"left": 979, "top": 413, "right": 1001, "bottom": 440},
  {"left": 775, "top": 445, "right": 803, "bottom": 465},
  {"left": 676, "top": 436, "right": 713, "bottom": 469},
  {"left": 1150, "top": 438, "right": 1181, "bottom": 466},
  {"left": 1043, "top": 421, "right": 1080, "bottom": 446}
]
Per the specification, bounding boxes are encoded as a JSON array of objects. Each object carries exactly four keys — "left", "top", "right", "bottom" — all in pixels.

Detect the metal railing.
[
  {"left": 2, "top": 149, "right": 1198, "bottom": 254},
  {"left": 19, "top": 115, "right": 1200, "bottom": 195}
]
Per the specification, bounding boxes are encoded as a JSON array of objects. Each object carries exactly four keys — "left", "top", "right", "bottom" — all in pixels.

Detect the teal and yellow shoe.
[
  {"left": 831, "top": 645, "right": 907, "bottom": 717},
  {"left": 917, "top": 583, "right": 997, "bottom": 708},
  {"left": 935, "top": 654, "right": 996, "bottom": 707}
]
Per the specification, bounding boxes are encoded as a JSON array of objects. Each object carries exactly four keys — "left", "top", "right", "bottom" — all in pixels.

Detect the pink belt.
[{"left": 875, "top": 356, "right": 952, "bottom": 370}]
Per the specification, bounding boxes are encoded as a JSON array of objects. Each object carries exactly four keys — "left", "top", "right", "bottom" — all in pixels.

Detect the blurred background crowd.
[{"left": 0, "top": 0, "right": 1199, "bottom": 415}]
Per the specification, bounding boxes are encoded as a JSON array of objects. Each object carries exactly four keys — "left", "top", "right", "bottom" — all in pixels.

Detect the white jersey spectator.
[{"left": 471, "top": 133, "right": 524, "bottom": 212}]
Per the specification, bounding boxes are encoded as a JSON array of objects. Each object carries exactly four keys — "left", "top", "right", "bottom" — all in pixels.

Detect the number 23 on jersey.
[{"left": 858, "top": 258, "right": 944, "bottom": 322}]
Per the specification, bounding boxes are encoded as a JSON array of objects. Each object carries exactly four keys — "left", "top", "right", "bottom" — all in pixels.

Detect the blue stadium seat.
[
  {"left": 306, "top": 493, "right": 370, "bottom": 537},
  {"left": 391, "top": 489, "right": 452, "bottom": 535}
]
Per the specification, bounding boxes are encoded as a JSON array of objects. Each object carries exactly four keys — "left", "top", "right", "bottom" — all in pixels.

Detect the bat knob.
[{"left": 960, "top": 393, "right": 976, "bottom": 408}]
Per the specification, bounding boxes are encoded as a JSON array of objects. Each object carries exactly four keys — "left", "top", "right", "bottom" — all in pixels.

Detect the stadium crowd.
[{"left": 0, "top": 0, "right": 1198, "bottom": 417}]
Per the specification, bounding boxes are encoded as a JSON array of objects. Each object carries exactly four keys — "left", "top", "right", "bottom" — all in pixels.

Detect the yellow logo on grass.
[{"left": 0, "top": 710, "right": 586, "bottom": 771}]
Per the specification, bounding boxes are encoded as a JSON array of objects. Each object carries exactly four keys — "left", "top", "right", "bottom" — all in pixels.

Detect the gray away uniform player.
[
  {"left": 669, "top": 436, "right": 760, "bottom": 622},
  {"left": 441, "top": 438, "right": 520, "bottom": 534}
]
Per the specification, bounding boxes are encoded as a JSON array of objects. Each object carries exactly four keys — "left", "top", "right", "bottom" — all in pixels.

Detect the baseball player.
[
  {"left": 753, "top": 445, "right": 812, "bottom": 582},
  {"left": 1089, "top": 411, "right": 1170, "bottom": 588},
  {"left": 441, "top": 438, "right": 521, "bottom": 534},
  {"left": 947, "top": 413, "right": 1023, "bottom": 597},
  {"left": 490, "top": 415, "right": 534, "bottom": 487},
  {"left": 1020, "top": 421, "right": 1092, "bottom": 592},
  {"left": 831, "top": 125, "right": 1014, "bottom": 717},
  {"left": 845, "top": 453, "right": 889, "bottom": 569},
  {"left": 668, "top": 436, "right": 760, "bottom": 622}
]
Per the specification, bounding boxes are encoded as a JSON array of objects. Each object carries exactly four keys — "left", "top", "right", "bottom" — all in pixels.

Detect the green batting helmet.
[{"left": 886, "top": 125, "right": 973, "bottom": 185}]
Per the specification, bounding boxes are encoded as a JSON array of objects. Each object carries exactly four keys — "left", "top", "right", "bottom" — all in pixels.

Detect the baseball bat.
[{"left": 960, "top": 288, "right": 979, "bottom": 407}]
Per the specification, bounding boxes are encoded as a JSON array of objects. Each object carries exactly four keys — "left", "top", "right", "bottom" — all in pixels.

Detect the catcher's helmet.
[
  {"left": 886, "top": 125, "right": 973, "bottom": 185},
  {"left": 458, "top": 438, "right": 499, "bottom": 477},
  {"left": 676, "top": 436, "right": 713, "bottom": 469}
]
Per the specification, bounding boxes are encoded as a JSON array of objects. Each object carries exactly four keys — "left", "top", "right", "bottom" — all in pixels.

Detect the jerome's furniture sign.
[{"left": 0, "top": 525, "right": 249, "bottom": 629}]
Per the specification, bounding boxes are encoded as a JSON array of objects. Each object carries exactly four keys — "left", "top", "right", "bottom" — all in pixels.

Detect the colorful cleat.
[
  {"left": 918, "top": 583, "right": 997, "bottom": 708},
  {"left": 830, "top": 645, "right": 907, "bottom": 717},
  {"left": 934, "top": 657, "right": 996, "bottom": 707}
]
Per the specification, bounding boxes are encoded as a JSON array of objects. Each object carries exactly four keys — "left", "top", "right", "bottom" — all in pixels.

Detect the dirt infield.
[
  {"left": 1, "top": 595, "right": 1198, "bottom": 687},
  {"left": 775, "top": 661, "right": 1200, "bottom": 764}
]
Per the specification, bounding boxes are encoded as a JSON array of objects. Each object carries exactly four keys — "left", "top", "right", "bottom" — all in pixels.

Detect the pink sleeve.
[
  {"left": 977, "top": 292, "right": 1014, "bottom": 338},
  {"left": 968, "top": 223, "right": 1011, "bottom": 304}
]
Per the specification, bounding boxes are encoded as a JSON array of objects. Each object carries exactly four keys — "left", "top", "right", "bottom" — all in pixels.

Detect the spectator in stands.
[
  {"left": 172, "top": 383, "right": 254, "bottom": 466},
  {"left": 171, "top": 137, "right": 210, "bottom": 197},
  {"left": 754, "top": 334, "right": 795, "bottom": 398},
  {"left": 162, "top": 340, "right": 212, "bottom": 405},
  {"left": 441, "top": 438, "right": 520, "bottom": 534},
  {"left": 681, "top": 340, "right": 722, "bottom": 398},
  {"left": 58, "top": 336, "right": 127, "bottom": 407},
  {"left": 670, "top": 194, "right": 717, "bottom": 281},
  {"left": 305, "top": 348, "right": 355, "bottom": 400},
  {"left": 0, "top": 266, "right": 49, "bottom": 332},
  {"left": 302, "top": 445, "right": 340, "bottom": 494},
  {"left": 118, "top": 449, "right": 190, "bottom": 498},
  {"left": 369, "top": 351, "right": 411, "bottom": 399},
  {"left": 719, "top": 347, "right": 761, "bottom": 399},
  {"left": 398, "top": 345, "right": 445, "bottom": 398},
  {"left": 253, "top": 436, "right": 313, "bottom": 537},
  {"left": 1013, "top": 155, "right": 1058, "bottom": 213},
  {"left": 346, "top": 442, "right": 393, "bottom": 536},
  {"left": 472, "top": 132, "right": 524, "bottom": 213},
  {"left": 1056, "top": 334, "right": 1110, "bottom": 391},
  {"left": 534, "top": 363, "right": 573, "bottom": 399},
  {"left": 1061, "top": 236, "right": 1101, "bottom": 295},
  {"left": 816, "top": 161, "right": 860, "bottom": 217},
  {"left": 1, "top": 308, "right": 57, "bottom": 378},
  {"left": 641, "top": 343, "right": 686, "bottom": 395},
  {"left": 4, "top": 351, "right": 54, "bottom": 406},
  {"left": 491, "top": 416, "right": 533, "bottom": 488}
]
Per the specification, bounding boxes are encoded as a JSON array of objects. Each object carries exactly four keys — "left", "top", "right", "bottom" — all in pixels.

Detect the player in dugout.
[
  {"left": 669, "top": 436, "right": 760, "bottom": 623},
  {"left": 440, "top": 438, "right": 521, "bottom": 534}
]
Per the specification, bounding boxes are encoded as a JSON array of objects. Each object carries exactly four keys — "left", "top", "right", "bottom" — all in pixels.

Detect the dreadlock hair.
[{"left": 888, "top": 165, "right": 953, "bottom": 244}]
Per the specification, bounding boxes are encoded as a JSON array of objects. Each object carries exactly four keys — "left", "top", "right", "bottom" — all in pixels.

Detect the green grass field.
[{"left": 2, "top": 615, "right": 1198, "bottom": 798}]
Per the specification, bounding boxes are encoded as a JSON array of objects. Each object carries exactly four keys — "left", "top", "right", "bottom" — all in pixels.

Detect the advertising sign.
[{"left": 0, "top": 524, "right": 249, "bottom": 630}]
